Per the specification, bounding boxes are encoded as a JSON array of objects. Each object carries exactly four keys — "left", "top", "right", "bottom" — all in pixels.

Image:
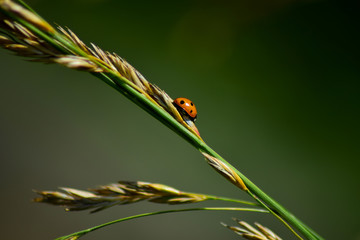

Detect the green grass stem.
[{"left": 56, "top": 207, "right": 268, "bottom": 240}]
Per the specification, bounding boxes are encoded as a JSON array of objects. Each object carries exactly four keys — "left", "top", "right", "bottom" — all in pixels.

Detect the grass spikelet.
[
  {"left": 0, "top": 0, "right": 54, "bottom": 33},
  {"left": 33, "top": 181, "right": 210, "bottom": 213},
  {"left": 54, "top": 56, "right": 102, "bottom": 72},
  {"left": 222, "top": 219, "right": 282, "bottom": 240},
  {"left": 0, "top": 19, "right": 60, "bottom": 57},
  {"left": 202, "top": 152, "right": 248, "bottom": 191}
]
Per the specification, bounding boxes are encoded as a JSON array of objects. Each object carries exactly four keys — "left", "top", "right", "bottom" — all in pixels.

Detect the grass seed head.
[
  {"left": 0, "top": 0, "right": 55, "bottom": 33},
  {"left": 34, "top": 181, "right": 210, "bottom": 213},
  {"left": 222, "top": 219, "right": 282, "bottom": 240},
  {"left": 0, "top": 1, "right": 201, "bottom": 137},
  {"left": 202, "top": 152, "right": 248, "bottom": 191}
]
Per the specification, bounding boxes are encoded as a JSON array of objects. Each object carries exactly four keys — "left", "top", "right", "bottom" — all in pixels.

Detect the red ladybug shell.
[{"left": 173, "top": 98, "right": 197, "bottom": 120}]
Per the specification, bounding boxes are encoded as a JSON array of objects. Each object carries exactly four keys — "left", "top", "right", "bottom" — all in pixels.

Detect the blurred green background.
[{"left": 0, "top": 0, "right": 359, "bottom": 239}]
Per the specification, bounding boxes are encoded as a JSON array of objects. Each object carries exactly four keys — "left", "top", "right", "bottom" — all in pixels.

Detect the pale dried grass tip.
[
  {"left": 0, "top": 19, "right": 60, "bottom": 57},
  {"left": 202, "top": 152, "right": 248, "bottom": 191},
  {"left": 33, "top": 181, "right": 209, "bottom": 213},
  {"left": 0, "top": 0, "right": 55, "bottom": 33},
  {"left": 222, "top": 219, "right": 282, "bottom": 240}
]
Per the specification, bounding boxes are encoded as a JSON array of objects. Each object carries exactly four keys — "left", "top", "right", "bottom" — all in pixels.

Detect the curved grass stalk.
[
  {"left": 55, "top": 207, "right": 268, "bottom": 240},
  {"left": 34, "top": 181, "right": 258, "bottom": 213},
  {"left": 0, "top": 1, "right": 323, "bottom": 239}
]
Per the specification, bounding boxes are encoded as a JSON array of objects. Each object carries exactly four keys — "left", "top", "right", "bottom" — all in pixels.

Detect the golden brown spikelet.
[
  {"left": 0, "top": 0, "right": 54, "bottom": 33},
  {"left": 202, "top": 152, "right": 248, "bottom": 191},
  {"left": 222, "top": 219, "right": 283, "bottom": 240},
  {"left": 33, "top": 181, "right": 210, "bottom": 213}
]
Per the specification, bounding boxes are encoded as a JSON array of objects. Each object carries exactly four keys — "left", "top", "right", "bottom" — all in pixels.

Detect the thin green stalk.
[
  {"left": 94, "top": 71, "right": 321, "bottom": 240},
  {"left": 247, "top": 189, "right": 303, "bottom": 239},
  {"left": 56, "top": 207, "right": 268, "bottom": 240},
  {"left": 17, "top": 0, "right": 35, "bottom": 13},
  {"left": 93, "top": 71, "right": 320, "bottom": 239},
  {"left": 205, "top": 194, "right": 258, "bottom": 206},
  {"left": 0, "top": 3, "right": 323, "bottom": 240}
]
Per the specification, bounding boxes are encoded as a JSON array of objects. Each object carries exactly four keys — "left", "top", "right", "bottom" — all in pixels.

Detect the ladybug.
[{"left": 173, "top": 97, "right": 197, "bottom": 121}]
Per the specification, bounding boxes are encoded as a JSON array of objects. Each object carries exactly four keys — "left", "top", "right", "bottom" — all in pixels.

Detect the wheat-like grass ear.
[
  {"left": 0, "top": 1, "right": 323, "bottom": 240},
  {"left": 33, "top": 181, "right": 212, "bottom": 213},
  {"left": 0, "top": 11, "right": 201, "bottom": 137},
  {"left": 222, "top": 219, "right": 283, "bottom": 240}
]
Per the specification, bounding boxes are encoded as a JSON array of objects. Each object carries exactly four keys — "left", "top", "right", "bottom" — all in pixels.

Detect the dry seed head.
[
  {"left": 254, "top": 223, "right": 281, "bottom": 240},
  {"left": 202, "top": 152, "right": 248, "bottom": 191},
  {"left": 54, "top": 56, "right": 102, "bottom": 72},
  {"left": 58, "top": 26, "right": 90, "bottom": 54},
  {"left": 34, "top": 181, "right": 209, "bottom": 213},
  {"left": 0, "top": 19, "right": 61, "bottom": 58},
  {"left": 0, "top": 0, "right": 55, "bottom": 33},
  {"left": 0, "top": 0, "right": 201, "bottom": 138},
  {"left": 57, "top": 26, "right": 200, "bottom": 136},
  {"left": 2, "top": 20, "right": 36, "bottom": 39},
  {"left": 222, "top": 220, "right": 282, "bottom": 240},
  {"left": 236, "top": 220, "right": 268, "bottom": 239}
]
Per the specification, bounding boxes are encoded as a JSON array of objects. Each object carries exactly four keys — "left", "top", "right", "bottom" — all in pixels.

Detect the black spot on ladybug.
[
  {"left": 180, "top": 100, "right": 185, "bottom": 104},
  {"left": 190, "top": 102, "right": 193, "bottom": 106},
  {"left": 190, "top": 110, "right": 193, "bottom": 113}
]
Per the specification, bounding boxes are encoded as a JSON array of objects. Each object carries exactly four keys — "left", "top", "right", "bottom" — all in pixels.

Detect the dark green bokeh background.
[{"left": 0, "top": 0, "right": 359, "bottom": 239}]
